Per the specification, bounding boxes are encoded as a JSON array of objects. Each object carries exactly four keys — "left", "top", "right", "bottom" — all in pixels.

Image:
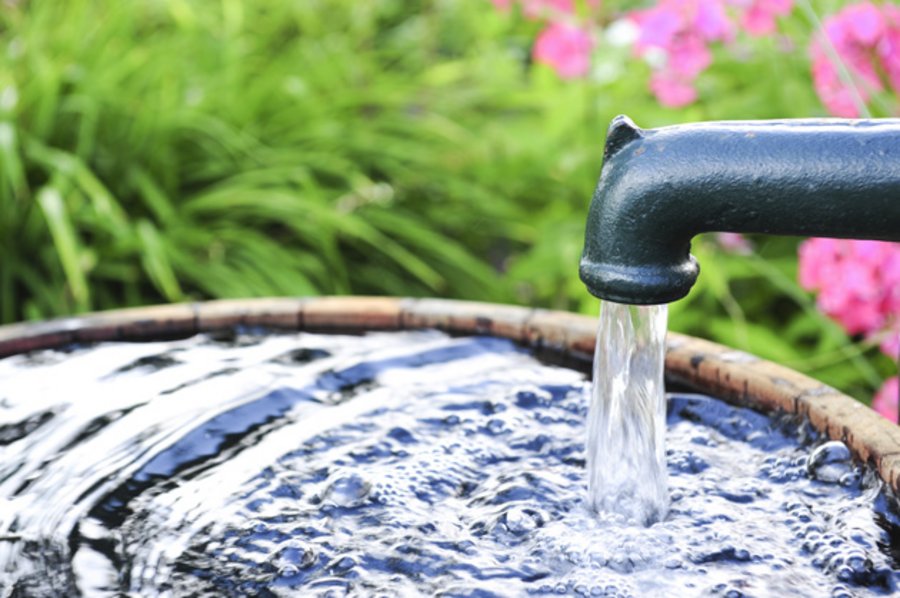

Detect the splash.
[{"left": 587, "top": 301, "right": 669, "bottom": 525}]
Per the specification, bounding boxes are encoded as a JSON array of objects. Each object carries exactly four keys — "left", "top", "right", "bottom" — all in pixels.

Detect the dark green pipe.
[{"left": 579, "top": 115, "right": 900, "bottom": 305}]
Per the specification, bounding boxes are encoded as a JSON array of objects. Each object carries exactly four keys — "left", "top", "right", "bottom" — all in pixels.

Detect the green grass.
[
  {"left": 0, "top": 0, "right": 893, "bottom": 403},
  {"left": 2, "top": 0, "right": 542, "bottom": 316}
]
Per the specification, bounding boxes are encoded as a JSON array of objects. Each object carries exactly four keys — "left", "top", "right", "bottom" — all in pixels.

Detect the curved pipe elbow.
[{"left": 580, "top": 115, "right": 900, "bottom": 305}]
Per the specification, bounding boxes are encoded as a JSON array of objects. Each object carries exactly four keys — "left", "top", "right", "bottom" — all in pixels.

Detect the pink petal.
[
  {"left": 809, "top": 3, "right": 900, "bottom": 116},
  {"left": 634, "top": 6, "right": 682, "bottom": 49},
  {"left": 668, "top": 34, "right": 712, "bottom": 78},
  {"left": 715, "top": 232, "right": 753, "bottom": 254},
  {"left": 810, "top": 45, "right": 865, "bottom": 117},
  {"left": 695, "top": 0, "right": 733, "bottom": 41},
  {"left": 522, "top": 0, "right": 574, "bottom": 19},
  {"left": 879, "top": 327, "right": 900, "bottom": 359},
  {"left": 798, "top": 238, "right": 839, "bottom": 290},
  {"left": 741, "top": 0, "right": 794, "bottom": 35},
  {"left": 743, "top": 7, "right": 776, "bottom": 36},
  {"left": 649, "top": 72, "right": 697, "bottom": 107},
  {"left": 844, "top": 2, "right": 885, "bottom": 45},
  {"left": 533, "top": 22, "right": 593, "bottom": 79},
  {"left": 873, "top": 376, "right": 899, "bottom": 422}
]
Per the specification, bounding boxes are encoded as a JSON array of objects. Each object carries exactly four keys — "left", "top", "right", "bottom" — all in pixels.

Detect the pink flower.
[
  {"left": 523, "top": 0, "right": 574, "bottom": 18},
  {"left": 811, "top": 62, "right": 863, "bottom": 117},
  {"left": 489, "top": 0, "right": 575, "bottom": 18},
  {"left": 633, "top": 0, "right": 734, "bottom": 51},
  {"left": 715, "top": 232, "right": 753, "bottom": 254},
  {"left": 799, "top": 238, "right": 900, "bottom": 348},
  {"left": 741, "top": 0, "right": 793, "bottom": 36},
  {"left": 695, "top": 0, "right": 732, "bottom": 40},
  {"left": 636, "top": 4, "right": 681, "bottom": 48},
  {"left": 630, "top": 0, "right": 735, "bottom": 106},
  {"left": 873, "top": 376, "right": 899, "bottom": 422},
  {"left": 798, "top": 237, "right": 836, "bottom": 290},
  {"left": 669, "top": 34, "right": 713, "bottom": 78},
  {"left": 809, "top": 2, "right": 900, "bottom": 117},
  {"left": 844, "top": 2, "right": 885, "bottom": 44},
  {"left": 879, "top": 324, "right": 900, "bottom": 358},
  {"left": 533, "top": 22, "right": 593, "bottom": 78},
  {"left": 650, "top": 72, "right": 698, "bottom": 106},
  {"left": 879, "top": 9, "right": 900, "bottom": 91}
]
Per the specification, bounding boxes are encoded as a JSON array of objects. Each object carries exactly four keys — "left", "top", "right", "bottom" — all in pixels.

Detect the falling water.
[{"left": 587, "top": 301, "right": 669, "bottom": 525}]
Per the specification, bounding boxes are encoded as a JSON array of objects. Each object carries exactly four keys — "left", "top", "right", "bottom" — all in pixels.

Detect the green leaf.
[
  {"left": 37, "top": 185, "right": 89, "bottom": 310},
  {"left": 137, "top": 220, "right": 184, "bottom": 302}
]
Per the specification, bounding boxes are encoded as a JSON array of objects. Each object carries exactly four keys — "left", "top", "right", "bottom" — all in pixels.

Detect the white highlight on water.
[{"left": 587, "top": 301, "right": 669, "bottom": 525}]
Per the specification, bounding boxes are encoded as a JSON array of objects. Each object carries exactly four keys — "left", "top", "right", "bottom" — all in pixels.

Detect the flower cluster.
[
  {"left": 490, "top": 0, "right": 795, "bottom": 106},
  {"left": 534, "top": 22, "right": 595, "bottom": 78},
  {"left": 631, "top": 0, "right": 734, "bottom": 106},
  {"left": 491, "top": 0, "right": 576, "bottom": 18},
  {"left": 798, "top": 238, "right": 900, "bottom": 420},
  {"left": 741, "top": 0, "right": 794, "bottom": 36},
  {"left": 628, "top": 0, "right": 794, "bottom": 106},
  {"left": 810, "top": 2, "right": 900, "bottom": 117},
  {"left": 619, "top": 0, "right": 795, "bottom": 105},
  {"left": 491, "top": 0, "right": 900, "bottom": 116},
  {"left": 492, "top": 0, "right": 596, "bottom": 79}
]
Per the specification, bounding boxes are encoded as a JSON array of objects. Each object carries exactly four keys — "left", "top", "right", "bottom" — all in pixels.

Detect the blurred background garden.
[{"left": 1, "top": 0, "right": 899, "bottom": 416}]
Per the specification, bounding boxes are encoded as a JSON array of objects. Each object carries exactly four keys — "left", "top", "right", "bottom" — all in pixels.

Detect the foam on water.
[{"left": 0, "top": 329, "right": 898, "bottom": 596}]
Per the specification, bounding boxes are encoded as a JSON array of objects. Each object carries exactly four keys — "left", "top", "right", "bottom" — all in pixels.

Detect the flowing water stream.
[
  {"left": 0, "top": 328, "right": 899, "bottom": 596},
  {"left": 587, "top": 302, "right": 668, "bottom": 525}
]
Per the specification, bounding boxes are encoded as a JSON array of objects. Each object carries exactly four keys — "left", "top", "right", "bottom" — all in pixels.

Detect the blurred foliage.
[{"left": 0, "top": 0, "right": 893, "bottom": 402}]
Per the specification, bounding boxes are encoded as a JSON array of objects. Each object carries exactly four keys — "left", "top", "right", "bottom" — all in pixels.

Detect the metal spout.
[{"left": 580, "top": 115, "right": 900, "bottom": 305}]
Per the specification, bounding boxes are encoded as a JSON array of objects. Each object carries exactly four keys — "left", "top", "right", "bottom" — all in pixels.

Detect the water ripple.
[{"left": 0, "top": 330, "right": 896, "bottom": 596}]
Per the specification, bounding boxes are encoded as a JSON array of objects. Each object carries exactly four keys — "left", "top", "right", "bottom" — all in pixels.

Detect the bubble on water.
[
  {"left": 327, "top": 555, "right": 357, "bottom": 575},
  {"left": 273, "top": 540, "right": 317, "bottom": 572},
  {"left": 807, "top": 441, "right": 854, "bottom": 483},
  {"left": 831, "top": 584, "right": 853, "bottom": 598},
  {"left": 485, "top": 418, "right": 506, "bottom": 435},
  {"left": 387, "top": 426, "right": 416, "bottom": 444},
  {"left": 502, "top": 505, "right": 544, "bottom": 535},
  {"left": 515, "top": 387, "right": 553, "bottom": 409},
  {"left": 321, "top": 473, "right": 371, "bottom": 508},
  {"left": 668, "top": 449, "right": 709, "bottom": 474}
]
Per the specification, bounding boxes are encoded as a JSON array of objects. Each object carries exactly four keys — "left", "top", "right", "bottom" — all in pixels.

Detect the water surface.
[{"left": 0, "top": 330, "right": 898, "bottom": 596}]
